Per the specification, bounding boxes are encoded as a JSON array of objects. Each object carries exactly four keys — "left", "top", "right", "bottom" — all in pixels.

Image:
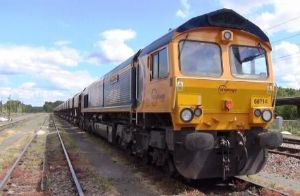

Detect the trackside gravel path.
[{"left": 54, "top": 117, "right": 159, "bottom": 196}]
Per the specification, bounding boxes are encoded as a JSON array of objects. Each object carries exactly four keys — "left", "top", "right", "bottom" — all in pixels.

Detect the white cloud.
[
  {"left": 0, "top": 44, "right": 96, "bottom": 105},
  {"left": 176, "top": 10, "right": 187, "bottom": 19},
  {"left": 218, "top": 0, "right": 300, "bottom": 34},
  {"left": 254, "top": 0, "right": 300, "bottom": 33},
  {"left": 0, "top": 45, "right": 82, "bottom": 75},
  {"left": 43, "top": 68, "right": 95, "bottom": 91},
  {"left": 176, "top": 0, "right": 191, "bottom": 19},
  {"left": 0, "top": 85, "right": 66, "bottom": 106},
  {"left": 89, "top": 29, "right": 136, "bottom": 64},
  {"left": 273, "top": 41, "right": 300, "bottom": 88}
]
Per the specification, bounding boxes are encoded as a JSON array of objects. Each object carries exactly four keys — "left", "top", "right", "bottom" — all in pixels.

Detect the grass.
[
  {"left": 0, "top": 130, "right": 17, "bottom": 144},
  {"left": 0, "top": 115, "right": 48, "bottom": 174},
  {"left": 0, "top": 133, "right": 32, "bottom": 170},
  {"left": 270, "top": 119, "right": 300, "bottom": 136},
  {"left": 281, "top": 120, "right": 300, "bottom": 136},
  {"left": 60, "top": 131, "right": 76, "bottom": 149},
  {"left": 21, "top": 133, "right": 47, "bottom": 171}
]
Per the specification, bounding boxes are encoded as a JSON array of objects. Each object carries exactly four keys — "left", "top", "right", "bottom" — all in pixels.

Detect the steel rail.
[
  {"left": 53, "top": 117, "right": 85, "bottom": 196},
  {"left": 269, "top": 149, "right": 300, "bottom": 159},
  {"left": 277, "top": 146, "right": 300, "bottom": 152},
  {"left": 283, "top": 137, "right": 300, "bottom": 145},
  {"left": 268, "top": 135, "right": 300, "bottom": 158},
  {"left": 40, "top": 117, "right": 49, "bottom": 191},
  {"left": 269, "top": 146, "right": 300, "bottom": 159}
]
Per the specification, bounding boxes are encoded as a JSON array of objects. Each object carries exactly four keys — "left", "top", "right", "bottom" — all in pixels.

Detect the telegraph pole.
[{"left": 8, "top": 95, "right": 11, "bottom": 120}]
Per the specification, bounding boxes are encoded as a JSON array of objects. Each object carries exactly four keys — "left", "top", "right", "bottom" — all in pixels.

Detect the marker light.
[
  {"left": 221, "top": 30, "right": 233, "bottom": 41},
  {"left": 224, "top": 31, "right": 232, "bottom": 40},
  {"left": 194, "top": 108, "right": 202, "bottom": 117},
  {"left": 254, "top": 109, "right": 261, "bottom": 117}
]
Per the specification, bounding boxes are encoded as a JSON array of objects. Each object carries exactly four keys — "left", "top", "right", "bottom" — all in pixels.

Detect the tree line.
[
  {"left": 0, "top": 100, "right": 63, "bottom": 114},
  {"left": 275, "top": 87, "right": 300, "bottom": 120}
]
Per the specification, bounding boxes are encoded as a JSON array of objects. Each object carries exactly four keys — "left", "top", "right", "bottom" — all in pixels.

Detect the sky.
[{"left": 1, "top": 0, "right": 300, "bottom": 106}]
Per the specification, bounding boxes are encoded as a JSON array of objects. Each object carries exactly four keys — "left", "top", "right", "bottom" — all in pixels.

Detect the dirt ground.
[
  {"left": 0, "top": 113, "right": 46, "bottom": 153},
  {"left": 55, "top": 118, "right": 161, "bottom": 196},
  {"left": 0, "top": 113, "right": 37, "bottom": 128}
]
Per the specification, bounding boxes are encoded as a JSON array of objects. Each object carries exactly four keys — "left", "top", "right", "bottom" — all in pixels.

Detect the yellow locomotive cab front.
[
  {"left": 169, "top": 23, "right": 282, "bottom": 180},
  {"left": 171, "top": 28, "right": 276, "bottom": 132}
]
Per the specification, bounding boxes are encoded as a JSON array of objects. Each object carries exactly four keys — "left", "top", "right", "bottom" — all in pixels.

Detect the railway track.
[
  {"left": 0, "top": 133, "right": 37, "bottom": 190},
  {"left": 269, "top": 135, "right": 300, "bottom": 159},
  {"left": 0, "top": 116, "right": 48, "bottom": 193},
  {"left": 0, "top": 115, "right": 85, "bottom": 195},
  {"left": 283, "top": 135, "right": 300, "bottom": 145},
  {"left": 50, "top": 116, "right": 85, "bottom": 196},
  {"left": 269, "top": 146, "right": 300, "bottom": 159}
]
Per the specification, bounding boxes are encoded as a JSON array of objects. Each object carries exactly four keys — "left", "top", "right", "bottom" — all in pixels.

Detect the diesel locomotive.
[{"left": 55, "top": 8, "right": 283, "bottom": 180}]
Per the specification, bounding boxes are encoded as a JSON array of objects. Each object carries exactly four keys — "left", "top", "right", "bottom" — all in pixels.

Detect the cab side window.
[
  {"left": 151, "top": 48, "right": 168, "bottom": 80},
  {"left": 152, "top": 54, "right": 159, "bottom": 79}
]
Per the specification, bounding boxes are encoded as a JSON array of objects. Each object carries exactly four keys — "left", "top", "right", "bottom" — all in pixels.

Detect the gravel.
[
  {"left": 263, "top": 153, "right": 300, "bottom": 180},
  {"left": 253, "top": 148, "right": 300, "bottom": 193},
  {"left": 55, "top": 117, "right": 159, "bottom": 196},
  {"left": 45, "top": 119, "right": 77, "bottom": 196}
]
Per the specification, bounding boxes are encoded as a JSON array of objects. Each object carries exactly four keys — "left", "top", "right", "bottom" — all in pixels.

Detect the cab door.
[{"left": 143, "top": 47, "right": 172, "bottom": 112}]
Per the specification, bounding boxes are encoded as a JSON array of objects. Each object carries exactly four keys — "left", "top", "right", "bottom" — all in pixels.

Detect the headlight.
[
  {"left": 254, "top": 109, "right": 261, "bottom": 117},
  {"left": 194, "top": 108, "right": 202, "bottom": 117},
  {"left": 262, "top": 110, "right": 272, "bottom": 122},
  {"left": 180, "top": 108, "right": 193, "bottom": 122}
]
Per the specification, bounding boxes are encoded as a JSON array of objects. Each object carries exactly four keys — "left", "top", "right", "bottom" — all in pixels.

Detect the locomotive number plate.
[{"left": 251, "top": 96, "right": 271, "bottom": 107}]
